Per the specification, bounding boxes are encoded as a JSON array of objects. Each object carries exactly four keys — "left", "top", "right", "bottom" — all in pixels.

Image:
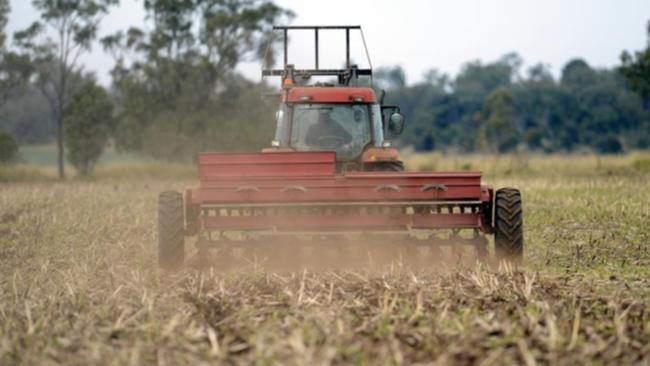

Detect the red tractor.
[{"left": 158, "top": 26, "right": 523, "bottom": 269}]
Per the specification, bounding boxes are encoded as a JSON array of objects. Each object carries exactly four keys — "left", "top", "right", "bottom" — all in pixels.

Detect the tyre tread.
[{"left": 494, "top": 188, "right": 524, "bottom": 261}]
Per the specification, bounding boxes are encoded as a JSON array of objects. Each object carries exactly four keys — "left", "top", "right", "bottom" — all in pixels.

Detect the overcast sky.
[{"left": 7, "top": 0, "right": 650, "bottom": 85}]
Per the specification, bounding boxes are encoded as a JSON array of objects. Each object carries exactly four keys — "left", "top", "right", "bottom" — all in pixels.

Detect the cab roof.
[{"left": 285, "top": 87, "right": 377, "bottom": 104}]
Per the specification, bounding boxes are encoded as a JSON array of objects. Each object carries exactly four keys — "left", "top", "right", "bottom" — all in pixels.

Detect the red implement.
[{"left": 187, "top": 152, "right": 492, "bottom": 234}]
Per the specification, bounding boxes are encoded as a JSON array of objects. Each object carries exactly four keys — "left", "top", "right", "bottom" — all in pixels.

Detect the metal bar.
[
  {"left": 200, "top": 229, "right": 476, "bottom": 238},
  {"left": 202, "top": 213, "right": 480, "bottom": 230},
  {"left": 273, "top": 25, "right": 361, "bottom": 30},
  {"left": 199, "top": 185, "right": 481, "bottom": 202},
  {"left": 203, "top": 232, "right": 426, "bottom": 241},
  {"left": 262, "top": 69, "right": 372, "bottom": 77},
  {"left": 198, "top": 168, "right": 480, "bottom": 180},
  {"left": 283, "top": 28, "right": 288, "bottom": 67},
  {"left": 197, "top": 234, "right": 487, "bottom": 248},
  {"left": 200, "top": 200, "right": 483, "bottom": 208},
  {"left": 234, "top": 230, "right": 430, "bottom": 236},
  {"left": 359, "top": 27, "right": 373, "bottom": 74},
  {"left": 314, "top": 28, "right": 319, "bottom": 69},
  {"left": 346, "top": 28, "right": 350, "bottom": 68}
]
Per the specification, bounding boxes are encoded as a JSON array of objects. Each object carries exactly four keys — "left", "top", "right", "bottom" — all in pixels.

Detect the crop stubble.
[{"left": 0, "top": 158, "right": 649, "bottom": 365}]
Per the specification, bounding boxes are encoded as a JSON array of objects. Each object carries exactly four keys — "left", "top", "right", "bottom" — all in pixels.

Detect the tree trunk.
[
  {"left": 57, "top": 57, "right": 67, "bottom": 180},
  {"left": 56, "top": 113, "right": 64, "bottom": 179}
]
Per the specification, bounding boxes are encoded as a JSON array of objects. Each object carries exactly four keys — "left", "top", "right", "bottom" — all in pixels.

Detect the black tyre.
[
  {"left": 158, "top": 191, "right": 185, "bottom": 269},
  {"left": 494, "top": 188, "right": 523, "bottom": 262}
]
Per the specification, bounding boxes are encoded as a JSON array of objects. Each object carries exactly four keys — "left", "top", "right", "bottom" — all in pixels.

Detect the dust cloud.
[{"left": 187, "top": 235, "right": 488, "bottom": 273}]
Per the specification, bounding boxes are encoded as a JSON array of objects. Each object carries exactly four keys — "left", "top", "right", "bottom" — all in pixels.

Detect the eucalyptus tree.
[
  {"left": 102, "top": 0, "right": 293, "bottom": 160},
  {"left": 14, "top": 0, "right": 119, "bottom": 178}
]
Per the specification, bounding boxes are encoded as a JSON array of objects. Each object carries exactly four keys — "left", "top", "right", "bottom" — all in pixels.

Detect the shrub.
[
  {"left": 64, "top": 83, "right": 113, "bottom": 176},
  {"left": 0, "top": 132, "right": 18, "bottom": 163}
]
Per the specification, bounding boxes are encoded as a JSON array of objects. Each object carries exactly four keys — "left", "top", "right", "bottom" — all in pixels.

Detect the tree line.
[
  {"left": 1, "top": 0, "right": 649, "bottom": 177},
  {"left": 378, "top": 47, "right": 650, "bottom": 154}
]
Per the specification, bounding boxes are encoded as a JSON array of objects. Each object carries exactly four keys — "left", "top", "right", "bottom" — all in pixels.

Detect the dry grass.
[
  {"left": 401, "top": 150, "right": 650, "bottom": 179},
  {"left": 1, "top": 154, "right": 650, "bottom": 365}
]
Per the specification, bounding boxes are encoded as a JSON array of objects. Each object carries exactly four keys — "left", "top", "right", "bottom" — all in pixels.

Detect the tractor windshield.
[{"left": 290, "top": 104, "right": 372, "bottom": 159}]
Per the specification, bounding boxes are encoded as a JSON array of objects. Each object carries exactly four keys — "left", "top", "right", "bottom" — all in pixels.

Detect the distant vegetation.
[
  {"left": 378, "top": 50, "right": 650, "bottom": 154},
  {"left": 0, "top": 0, "right": 649, "bottom": 176},
  {"left": 0, "top": 0, "right": 293, "bottom": 177},
  {"left": 0, "top": 131, "right": 17, "bottom": 163}
]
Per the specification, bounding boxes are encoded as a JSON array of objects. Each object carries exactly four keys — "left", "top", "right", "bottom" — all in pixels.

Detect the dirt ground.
[{"left": 1, "top": 156, "right": 649, "bottom": 365}]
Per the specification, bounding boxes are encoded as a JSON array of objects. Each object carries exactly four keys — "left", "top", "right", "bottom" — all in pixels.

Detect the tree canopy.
[
  {"left": 98, "top": 0, "right": 292, "bottom": 161},
  {"left": 382, "top": 54, "right": 649, "bottom": 154}
]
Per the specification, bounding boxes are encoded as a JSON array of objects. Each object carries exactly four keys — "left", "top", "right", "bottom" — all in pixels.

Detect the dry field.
[{"left": 1, "top": 154, "right": 650, "bottom": 365}]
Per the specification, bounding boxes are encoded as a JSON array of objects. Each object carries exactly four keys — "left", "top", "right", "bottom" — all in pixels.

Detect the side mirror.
[{"left": 388, "top": 112, "right": 405, "bottom": 135}]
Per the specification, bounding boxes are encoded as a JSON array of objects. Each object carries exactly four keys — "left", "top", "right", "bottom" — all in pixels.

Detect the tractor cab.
[{"left": 262, "top": 26, "right": 405, "bottom": 171}]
